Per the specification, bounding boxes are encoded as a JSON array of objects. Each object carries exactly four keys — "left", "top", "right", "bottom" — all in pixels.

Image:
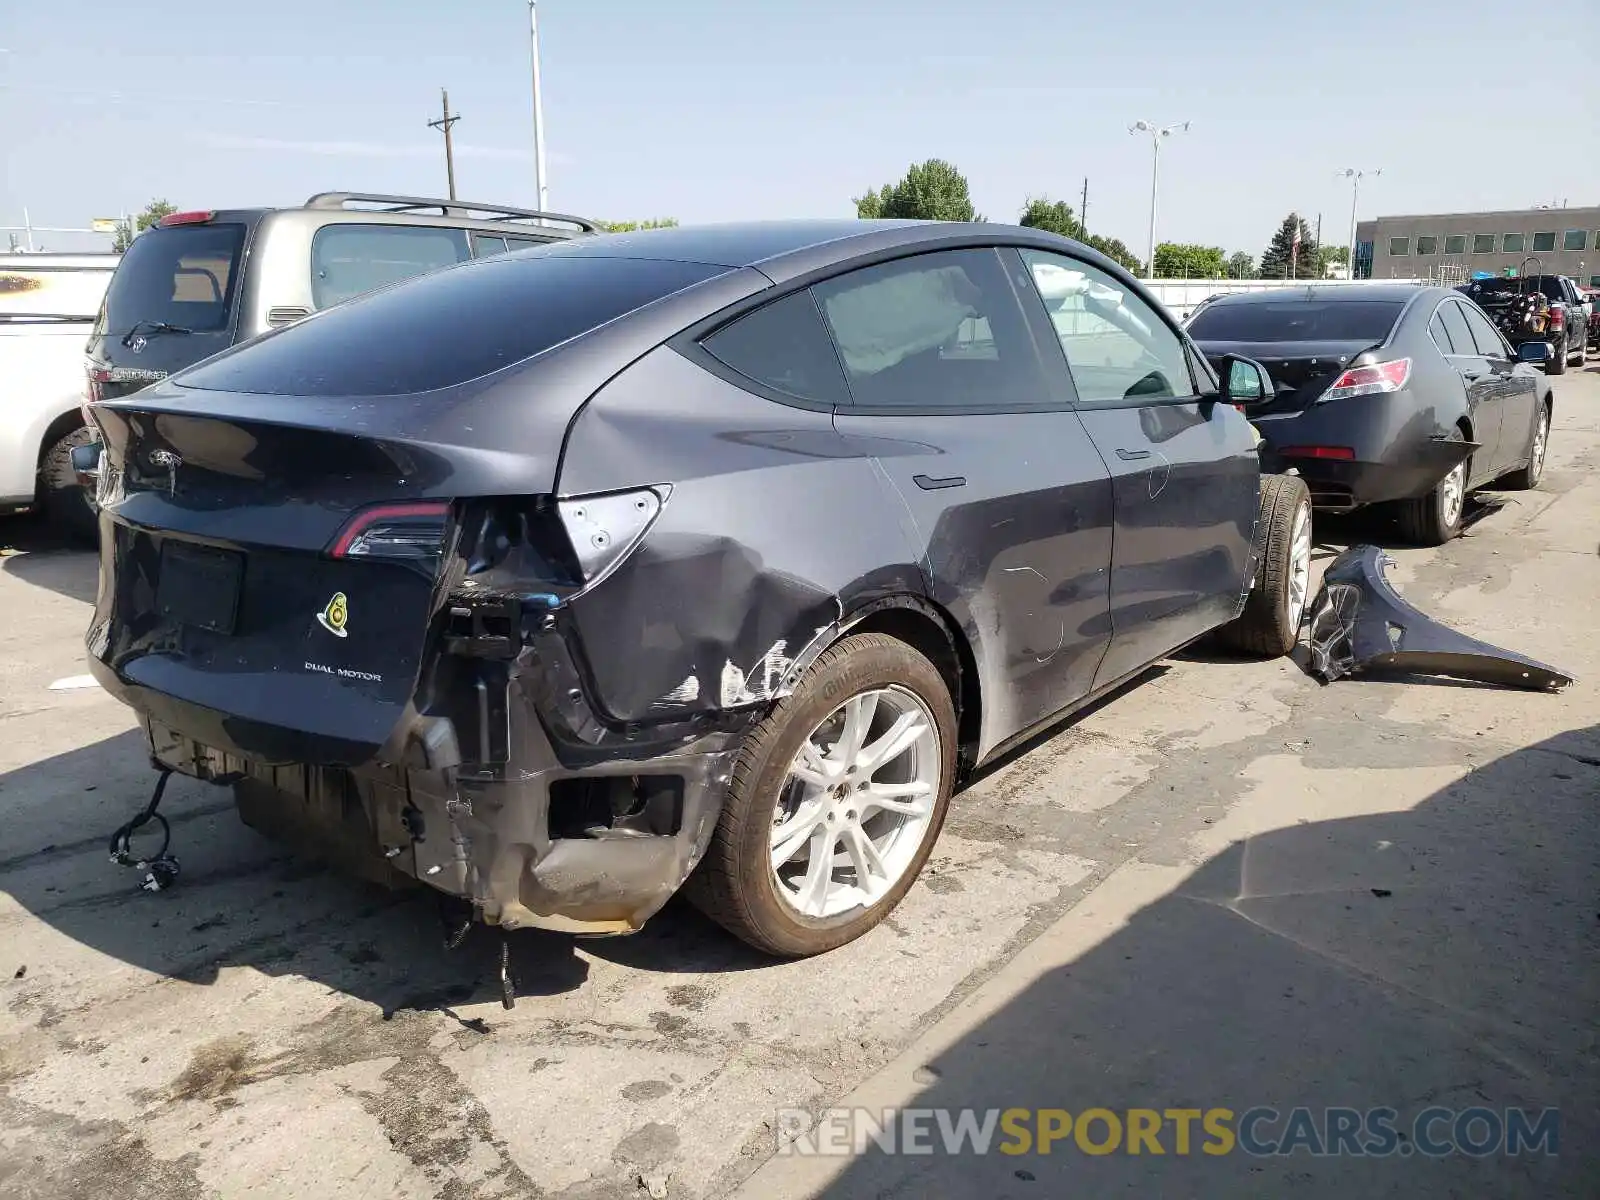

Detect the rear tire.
[
  {"left": 39, "top": 425, "right": 98, "bottom": 544},
  {"left": 1503, "top": 402, "right": 1551, "bottom": 491},
  {"left": 1395, "top": 429, "right": 1469, "bottom": 546},
  {"left": 1547, "top": 336, "right": 1567, "bottom": 375},
  {"left": 1216, "top": 474, "right": 1312, "bottom": 658},
  {"left": 686, "top": 633, "right": 957, "bottom": 958}
]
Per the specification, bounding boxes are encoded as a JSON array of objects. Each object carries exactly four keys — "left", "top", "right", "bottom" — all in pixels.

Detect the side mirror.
[
  {"left": 70, "top": 442, "right": 103, "bottom": 488},
  {"left": 1217, "top": 354, "right": 1272, "bottom": 406},
  {"left": 1516, "top": 341, "right": 1551, "bottom": 365}
]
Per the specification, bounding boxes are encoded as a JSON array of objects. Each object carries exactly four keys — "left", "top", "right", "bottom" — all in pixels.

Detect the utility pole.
[
  {"left": 1315, "top": 212, "right": 1322, "bottom": 277},
  {"left": 528, "top": 1, "right": 549, "bottom": 212},
  {"left": 428, "top": 88, "right": 462, "bottom": 201},
  {"left": 1080, "top": 177, "right": 1089, "bottom": 237}
]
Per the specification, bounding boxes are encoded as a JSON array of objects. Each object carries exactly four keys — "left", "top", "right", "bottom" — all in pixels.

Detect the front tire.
[
  {"left": 1217, "top": 474, "right": 1312, "bottom": 657},
  {"left": 687, "top": 633, "right": 957, "bottom": 958},
  {"left": 1503, "top": 402, "right": 1551, "bottom": 491},
  {"left": 1395, "top": 430, "right": 1468, "bottom": 546}
]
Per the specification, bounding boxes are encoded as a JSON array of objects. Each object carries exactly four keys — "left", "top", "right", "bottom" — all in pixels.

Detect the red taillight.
[
  {"left": 329, "top": 502, "right": 451, "bottom": 560},
  {"left": 158, "top": 210, "right": 215, "bottom": 227},
  {"left": 1281, "top": 445, "right": 1357, "bottom": 461},
  {"left": 1322, "top": 358, "right": 1411, "bottom": 401},
  {"left": 1548, "top": 308, "right": 1565, "bottom": 330}
]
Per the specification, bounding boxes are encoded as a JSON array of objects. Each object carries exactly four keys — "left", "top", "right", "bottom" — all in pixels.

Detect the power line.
[{"left": 427, "top": 88, "right": 462, "bottom": 201}]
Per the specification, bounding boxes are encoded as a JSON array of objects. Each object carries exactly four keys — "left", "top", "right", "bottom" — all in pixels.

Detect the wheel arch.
[
  {"left": 34, "top": 407, "right": 92, "bottom": 500},
  {"left": 828, "top": 595, "right": 982, "bottom": 778}
]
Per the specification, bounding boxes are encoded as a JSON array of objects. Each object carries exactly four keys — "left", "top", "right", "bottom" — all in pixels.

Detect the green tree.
[
  {"left": 1226, "top": 250, "right": 1257, "bottom": 279},
  {"left": 1317, "top": 244, "right": 1350, "bottom": 276},
  {"left": 1260, "top": 212, "right": 1319, "bottom": 280},
  {"left": 1082, "top": 234, "right": 1142, "bottom": 274},
  {"left": 599, "top": 218, "right": 679, "bottom": 233},
  {"left": 854, "top": 159, "right": 983, "bottom": 222},
  {"left": 1017, "top": 196, "right": 1085, "bottom": 240},
  {"left": 113, "top": 199, "right": 177, "bottom": 252},
  {"left": 1152, "top": 242, "right": 1227, "bottom": 279}
]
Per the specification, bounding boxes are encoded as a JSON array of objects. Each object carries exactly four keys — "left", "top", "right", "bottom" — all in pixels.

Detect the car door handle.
[
  {"left": 1115, "top": 448, "right": 1152, "bottom": 461},
  {"left": 1458, "top": 368, "right": 1487, "bottom": 381},
  {"left": 912, "top": 473, "right": 966, "bottom": 491}
]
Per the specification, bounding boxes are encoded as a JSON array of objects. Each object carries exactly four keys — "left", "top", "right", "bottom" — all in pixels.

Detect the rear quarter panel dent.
[{"left": 557, "top": 347, "right": 928, "bottom": 723}]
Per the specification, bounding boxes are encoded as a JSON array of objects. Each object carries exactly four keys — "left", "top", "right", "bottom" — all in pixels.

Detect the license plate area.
[{"left": 157, "top": 541, "right": 243, "bottom": 634}]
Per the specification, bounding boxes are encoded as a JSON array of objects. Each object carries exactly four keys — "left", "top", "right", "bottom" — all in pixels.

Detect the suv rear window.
[
  {"left": 1185, "top": 299, "right": 1404, "bottom": 342},
  {"left": 178, "top": 253, "right": 726, "bottom": 397},
  {"left": 99, "top": 223, "right": 245, "bottom": 335}
]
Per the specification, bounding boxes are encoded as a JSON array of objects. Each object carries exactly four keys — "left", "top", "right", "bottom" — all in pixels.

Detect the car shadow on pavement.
[
  {"left": 0, "top": 515, "right": 98, "bottom": 605},
  {"left": 797, "top": 723, "right": 1600, "bottom": 1199},
  {"left": 0, "top": 730, "right": 785, "bottom": 1019}
]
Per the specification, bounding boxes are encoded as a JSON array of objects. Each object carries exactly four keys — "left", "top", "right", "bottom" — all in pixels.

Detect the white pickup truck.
[{"left": 1, "top": 253, "right": 119, "bottom": 536}]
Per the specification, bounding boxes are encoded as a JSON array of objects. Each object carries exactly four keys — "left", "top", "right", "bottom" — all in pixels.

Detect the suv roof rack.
[{"left": 303, "top": 192, "right": 600, "bottom": 234}]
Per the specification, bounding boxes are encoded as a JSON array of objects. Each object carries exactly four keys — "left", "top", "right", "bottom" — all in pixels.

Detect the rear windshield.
[
  {"left": 177, "top": 253, "right": 726, "bottom": 396},
  {"left": 100, "top": 223, "right": 246, "bottom": 335},
  {"left": 1185, "top": 299, "right": 1405, "bottom": 343}
]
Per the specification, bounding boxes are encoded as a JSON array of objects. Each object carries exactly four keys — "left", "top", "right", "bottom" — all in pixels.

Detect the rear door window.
[
  {"left": 811, "top": 248, "right": 1051, "bottom": 410},
  {"left": 311, "top": 224, "right": 470, "bottom": 309},
  {"left": 1459, "top": 302, "right": 1509, "bottom": 359},
  {"left": 1184, "top": 300, "right": 1404, "bottom": 342},
  {"left": 180, "top": 253, "right": 726, "bottom": 396},
  {"left": 701, "top": 290, "right": 850, "bottom": 406},
  {"left": 100, "top": 223, "right": 246, "bottom": 334},
  {"left": 1428, "top": 310, "right": 1457, "bottom": 355}
]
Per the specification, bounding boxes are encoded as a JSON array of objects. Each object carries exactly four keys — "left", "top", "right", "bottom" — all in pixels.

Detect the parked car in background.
[
  {"left": 0, "top": 252, "right": 119, "bottom": 535},
  {"left": 82, "top": 220, "right": 1309, "bottom": 958},
  {"left": 1456, "top": 274, "right": 1588, "bottom": 374},
  {"left": 1188, "top": 284, "right": 1552, "bottom": 545},
  {"left": 70, "top": 193, "right": 601, "bottom": 534}
]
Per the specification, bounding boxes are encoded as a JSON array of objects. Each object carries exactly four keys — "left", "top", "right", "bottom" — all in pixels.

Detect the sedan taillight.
[
  {"left": 1322, "top": 358, "right": 1411, "bottom": 401},
  {"left": 329, "top": 502, "right": 451, "bottom": 562}
]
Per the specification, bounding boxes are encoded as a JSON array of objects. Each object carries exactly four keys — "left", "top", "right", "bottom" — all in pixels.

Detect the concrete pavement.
[{"left": 3, "top": 370, "right": 1597, "bottom": 1199}]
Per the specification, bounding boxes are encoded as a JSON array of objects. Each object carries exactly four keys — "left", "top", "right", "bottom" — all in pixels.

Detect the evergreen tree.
[{"left": 1260, "top": 213, "right": 1319, "bottom": 280}]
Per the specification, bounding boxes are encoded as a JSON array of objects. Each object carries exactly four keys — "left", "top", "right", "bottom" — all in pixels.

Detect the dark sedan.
[
  {"left": 82, "top": 220, "right": 1308, "bottom": 958},
  {"left": 1189, "top": 285, "right": 1553, "bottom": 544}
]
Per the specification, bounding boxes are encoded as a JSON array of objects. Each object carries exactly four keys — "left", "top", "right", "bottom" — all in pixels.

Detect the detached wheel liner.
[{"left": 686, "top": 632, "right": 957, "bottom": 958}]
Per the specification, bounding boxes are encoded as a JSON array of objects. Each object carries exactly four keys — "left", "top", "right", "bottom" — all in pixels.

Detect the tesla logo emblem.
[
  {"left": 316, "top": 591, "right": 350, "bottom": 638},
  {"left": 128, "top": 336, "right": 147, "bottom": 354}
]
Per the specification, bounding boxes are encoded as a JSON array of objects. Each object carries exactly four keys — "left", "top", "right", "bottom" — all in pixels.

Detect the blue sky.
[{"left": 4, "top": 0, "right": 1596, "bottom": 256}]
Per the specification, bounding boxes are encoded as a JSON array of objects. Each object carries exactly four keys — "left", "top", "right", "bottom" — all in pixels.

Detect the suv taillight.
[{"left": 1322, "top": 358, "right": 1410, "bottom": 401}]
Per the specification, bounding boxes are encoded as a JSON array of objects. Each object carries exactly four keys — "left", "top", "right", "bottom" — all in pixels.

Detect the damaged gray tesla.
[{"left": 83, "top": 220, "right": 1310, "bottom": 958}]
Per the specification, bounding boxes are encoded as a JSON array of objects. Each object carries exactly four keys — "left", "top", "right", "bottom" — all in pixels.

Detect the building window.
[
  {"left": 1590, "top": 275, "right": 1600, "bottom": 288},
  {"left": 1444, "top": 235, "right": 1467, "bottom": 255},
  {"left": 1531, "top": 232, "right": 1556, "bottom": 252},
  {"left": 1562, "top": 230, "right": 1586, "bottom": 252},
  {"left": 1416, "top": 235, "right": 1438, "bottom": 255},
  {"left": 1387, "top": 236, "right": 1410, "bottom": 256},
  {"left": 1502, "top": 233, "right": 1525, "bottom": 253},
  {"left": 1472, "top": 234, "right": 1495, "bottom": 254}
]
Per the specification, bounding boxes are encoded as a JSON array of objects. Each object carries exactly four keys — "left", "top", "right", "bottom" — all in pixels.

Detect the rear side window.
[
  {"left": 1185, "top": 300, "right": 1404, "bottom": 343},
  {"left": 1428, "top": 311, "right": 1456, "bottom": 355},
  {"left": 701, "top": 291, "right": 849, "bottom": 406},
  {"left": 311, "top": 224, "right": 470, "bottom": 309},
  {"left": 1437, "top": 302, "right": 1475, "bottom": 357},
  {"left": 812, "top": 248, "right": 1048, "bottom": 409},
  {"left": 179, "top": 254, "right": 726, "bottom": 397},
  {"left": 100, "top": 223, "right": 245, "bottom": 334},
  {"left": 1459, "top": 303, "right": 1508, "bottom": 358}
]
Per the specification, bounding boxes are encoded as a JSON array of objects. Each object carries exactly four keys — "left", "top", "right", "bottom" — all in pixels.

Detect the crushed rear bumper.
[{"left": 1305, "top": 545, "right": 1574, "bottom": 691}]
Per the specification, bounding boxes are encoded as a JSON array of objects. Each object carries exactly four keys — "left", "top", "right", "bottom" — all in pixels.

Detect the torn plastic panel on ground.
[{"left": 1304, "top": 544, "right": 1573, "bottom": 691}]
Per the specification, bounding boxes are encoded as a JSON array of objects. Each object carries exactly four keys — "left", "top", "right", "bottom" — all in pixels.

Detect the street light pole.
[
  {"left": 528, "top": 0, "right": 548, "bottom": 212},
  {"left": 1338, "top": 167, "right": 1381, "bottom": 280},
  {"left": 1129, "top": 120, "right": 1189, "bottom": 278}
]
